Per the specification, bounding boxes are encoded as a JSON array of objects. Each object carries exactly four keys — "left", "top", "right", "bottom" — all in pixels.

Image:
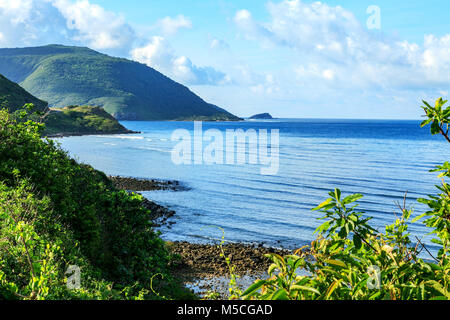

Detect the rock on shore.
[
  {"left": 140, "top": 196, "right": 176, "bottom": 227},
  {"left": 109, "top": 176, "right": 187, "bottom": 227},
  {"left": 167, "top": 241, "right": 291, "bottom": 278},
  {"left": 167, "top": 241, "right": 292, "bottom": 298},
  {"left": 109, "top": 175, "right": 189, "bottom": 192}
]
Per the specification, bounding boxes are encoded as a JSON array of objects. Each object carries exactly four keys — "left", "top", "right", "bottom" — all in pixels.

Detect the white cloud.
[
  {"left": 0, "top": 0, "right": 66, "bottom": 47},
  {"left": 234, "top": 9, "right": 252, "bottom": 28},
  {"left": 322, "top": 69, "right": 335, "bottom": 81},
  {"left": 234, "top": 0, "right": 450, "bottom": 90},
  {"left": 0, "top": 0, "right": 135, "bottom": 53},
  {"left": 232, "top": 65, "right": 280, "bottom": 95},
  {"left": 51, "top": 0, "right": 135, "bottom": 51},
  {"left": 131, "top": 36, "right": 230, "bottom": 85},
  {"left": 0, "top": 0, "right": 33, "bottom": 25},
  {"left": 156, "top": 14, "right": 192, "bottom": 36},
  {"left": 0, "top": 0, "right": 228, "bottom": 86}
]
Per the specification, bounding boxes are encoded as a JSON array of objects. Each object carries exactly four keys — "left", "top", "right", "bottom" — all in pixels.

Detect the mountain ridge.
[
  {"left": 0, "top": 44, "right": 241, "bottom": 121},
  {"left": 0, "top": 73, "right": 48, "bottom": 112}
]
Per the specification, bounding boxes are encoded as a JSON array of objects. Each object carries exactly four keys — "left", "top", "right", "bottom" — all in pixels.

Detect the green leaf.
[
  {"left": 270, "top": 288, "right": 289, "bottom": 300},
  {"left": 342, "top": 194, "right": 363, "bottom": 205},
  {"left": 412, "top": 213, "right": 427, "bottom": 223},
  {"left": 325, "top": 279, "right": 342, "bottom": 300},
  {"left": 431, "top": 121, "right": 440, "bottom": 135},
  {"left": 422, "top": 100, "right": 432, "bottom": 108},
  {"left": 353, "top": 234, "right": 362, "bottom": 250},
  {"left": 313, "top": 198, "right": 333, "bottom": 211},
  {"left": 325, "top": 259, "right": 347, "bottom": 268},
  {"left": 426, "top": 280, "right": 450, "bottom": 298},
  {"left": 338, "top": 226, "right": 348, "bottom": 238},
  {"left": 314, "top": 221, "right": 331, "bottom": 235},
  {"left": 420, "top": 119, "right": 432, "bottom": 127},
  {"left": 429, "top": 296, "right": 448, "bottom": 300},
  {"left": 241, "top": 280, "right": 266, "bottom": 297},
  {"left": 369, "top": 291, "right": 381, "bottom": 300},
  {"left": 334, "top": 189, "right": 341, "bottom": 201},
  {"left": 290, "top": 285, "right": 320, "bottom": 295},
  {"left": 267, "top": 263, "right": 278, "bottom": 275}
]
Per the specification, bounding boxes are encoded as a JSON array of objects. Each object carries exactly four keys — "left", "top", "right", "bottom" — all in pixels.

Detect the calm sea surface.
[{"left": 55, "top": 119, "right": 450, "bottom": 254}]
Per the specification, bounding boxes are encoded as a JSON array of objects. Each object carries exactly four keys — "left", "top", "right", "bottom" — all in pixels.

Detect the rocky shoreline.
[
  {"left": 108, "top": 175, "right": 186, "bottom": 227},
  {"left": 167, "top": 241, "right": 290, "bottom": 278},
  {"left": 166, "top": 241, "right": 292, "bottom": 298},
  {"left": 109, "top": 175, "right": 189, "bottom": 192},
  {"left": 140, "top": 196, "right": 176, "bottom": 228},
  {"left": 109, "top": 175, "right": 292, "bottom": 298},
  {"left": 45, "top": 130, "right": 140, "bottom": 138}
]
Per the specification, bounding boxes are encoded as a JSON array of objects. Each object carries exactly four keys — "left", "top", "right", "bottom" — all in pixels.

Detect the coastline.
[
  {"left": 110, "top": 175, "right": 292, "bottom": 298},
  {"left": 167, "top": 241, "right": 291, "bottom": 278},
  {"left": 44, "top": 129, "right": 140, "bottom": 138},
  {"left": 109, "top": 175, "right": 190, "bottom": 192},
  {"left": 167, "top": 241, "right": 291, "bottom": 298}
]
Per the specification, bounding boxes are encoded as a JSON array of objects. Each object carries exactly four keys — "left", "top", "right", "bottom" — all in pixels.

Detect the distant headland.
[{"left": 248, "top": 113, "right": 274, "bottom": 120}]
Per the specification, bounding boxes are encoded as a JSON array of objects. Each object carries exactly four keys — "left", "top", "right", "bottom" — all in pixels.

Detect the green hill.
[
  {"left": 0, "top": 44, "right": 241, "bottom": 121},
  {"left": 0, "top": 72, "right": 132, "bottom": 136},
  {"left": 0, "top": 73, "right": 48, "bottom": 112},
  {"left": 43, "top": 105, "right": 135, "bottom": 136}
]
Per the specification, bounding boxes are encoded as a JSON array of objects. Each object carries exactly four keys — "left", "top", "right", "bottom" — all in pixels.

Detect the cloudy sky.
[{"left": 1, "top": 0, "right": 449, "bottom": 119}]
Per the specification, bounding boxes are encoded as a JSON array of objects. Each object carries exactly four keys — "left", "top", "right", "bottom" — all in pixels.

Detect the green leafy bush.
[
  {"left": 240, "top": 98, "right": 450, "bottom": 300},
  {"left": 0, "top": 106, "right": 190, "bottom": 299}
]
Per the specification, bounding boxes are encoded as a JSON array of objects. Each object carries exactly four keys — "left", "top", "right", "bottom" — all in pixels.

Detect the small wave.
[
  {"left": 136, "top": 146, "right": 172, "bottom": 154},
  {"left": 93, "top": 135, "right": 144, "bottom": 140}
]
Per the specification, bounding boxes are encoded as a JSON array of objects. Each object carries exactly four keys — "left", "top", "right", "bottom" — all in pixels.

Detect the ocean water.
[{"left": 55, "top": 119, "right": 450, "bottom": 254}]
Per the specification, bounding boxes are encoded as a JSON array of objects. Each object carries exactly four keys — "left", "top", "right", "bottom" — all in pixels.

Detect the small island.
[{"left": 248, "top": 113, "right": 274, "bottom": 120}]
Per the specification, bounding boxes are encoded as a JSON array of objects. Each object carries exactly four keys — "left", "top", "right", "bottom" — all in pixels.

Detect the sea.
[{"left": 54, "top": 119, "right": 450, "bottom": 256}]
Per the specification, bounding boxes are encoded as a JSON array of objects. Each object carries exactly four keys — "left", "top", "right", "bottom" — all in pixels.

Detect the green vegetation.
[
  {"left": 0, "top": 106, "right": 192, "bottom": 300},
  {"left": 0, "top": 45, "right": 240, "bottom": 121},
  {"left": 1, "top": 98, "right": 448, "bottom": 301},
  {"left": 0, "top": 72, "right": 131, "bottom": 136},
  {"left": 43, "top": 105, "right": 133, "bottom": 136},
  {"left": 0, "top": 73, "right": 48, "bottom": 113},
  {"left": 237, "top": 98, "right": 449, "bottom": 300}
]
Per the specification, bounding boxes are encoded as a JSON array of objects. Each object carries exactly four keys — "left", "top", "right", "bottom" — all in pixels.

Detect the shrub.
[
  {"left": 240, "top": 98, "right": 450, "bottom": 300},
  {"left": 0, "top": 106, "right": 189, "bottom": 299}
]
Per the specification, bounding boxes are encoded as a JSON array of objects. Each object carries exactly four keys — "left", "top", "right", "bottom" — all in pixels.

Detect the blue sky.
[
  {"left": 95, "top": 0, "right": 450, "bottom": 43},
  {"left": 1, "top": 0, "right": 450, "bottom": 119}
]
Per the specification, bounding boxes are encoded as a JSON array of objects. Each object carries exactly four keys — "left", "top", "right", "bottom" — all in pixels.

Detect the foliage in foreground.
[
  {"left": 238, "top": 98, "right": 450, "bottom": 300},
  {"left": 0, "top": 107, "right": 191, "bottom": 300}
]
